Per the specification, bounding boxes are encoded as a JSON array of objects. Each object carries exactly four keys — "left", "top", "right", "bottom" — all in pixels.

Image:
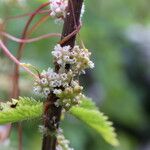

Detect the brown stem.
[{"left": 42, "top": 0, "right": 83, "bottom": 150}]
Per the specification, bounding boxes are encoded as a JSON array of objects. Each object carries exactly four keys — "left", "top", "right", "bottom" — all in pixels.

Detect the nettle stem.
[{"left": 42, "top": 0, "right": 83, "bottom": 150}]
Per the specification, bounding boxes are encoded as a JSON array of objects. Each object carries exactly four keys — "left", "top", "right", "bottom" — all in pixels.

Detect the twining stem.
[
  {"left": 0, "top": 31, "right": 61, "bottom": 43},
  {"left": 42, "top": 0, "right": 84, "bottom": 150},
  {"left": 27, "top": 15, "right": 50, "bottom": 35},
  {"left": 0, "top": 24, "right": 81, "bottom": 44},
  {"left": 12, "top": 1, "right": 51, "bottom": 98},
  {"left": 11, "top": 4, "right": 50, "bottom": 149},
  {"left": 0, "top": 40, "right": 39, "bottom": 79}
]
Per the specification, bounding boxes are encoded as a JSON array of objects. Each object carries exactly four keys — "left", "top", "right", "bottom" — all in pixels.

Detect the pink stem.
[
  {"left": 5, "top": 10, "right": 51, "bottom": 21},
  {"left": 0, "top": 31, "right": 61, "bottom": 43},
  {"left": 0, "top": 40, "right": 39, "bottom": 79}
]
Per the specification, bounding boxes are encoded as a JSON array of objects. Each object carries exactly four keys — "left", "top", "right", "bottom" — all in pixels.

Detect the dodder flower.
[
  {"left": 34, "top": 68, "right": 71, "bottom": 97},
  {"left": 49, "top": 0, "right": 68, "bottom": 23},
  {"left": 52, "top": 44, "right": 94, "bottom": 74},
  {"left": 49, "top": 0, "right": 85, "bottom": 23},
  {"left": 34, "top": 44, "right": 94, "bottom": 111}
]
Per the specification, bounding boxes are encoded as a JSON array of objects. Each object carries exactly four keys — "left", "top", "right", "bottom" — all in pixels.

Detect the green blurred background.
[{"left": 0, "top": 0, "right": 150, "bottom": 150}]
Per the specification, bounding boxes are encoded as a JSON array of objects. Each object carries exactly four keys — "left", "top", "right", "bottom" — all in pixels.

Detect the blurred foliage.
[{"left": 0, "top": 0, "right": 150, "bottom": 150}]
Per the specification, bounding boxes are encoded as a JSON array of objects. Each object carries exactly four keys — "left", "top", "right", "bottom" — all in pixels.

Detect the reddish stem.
[
  {"left": 0, "top": 40, "right": 39, "bottom": 79},
  {"left": 6, "top": 2, "right": 51, "bottom": 150},
  {"left": 0, "top": 31, "right": 61, "bottom": 43},
  {"left": 0, "top": 24, "right": 80, "bottom": 44}
]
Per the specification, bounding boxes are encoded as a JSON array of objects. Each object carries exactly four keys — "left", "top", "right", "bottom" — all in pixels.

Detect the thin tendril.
[{"left": 0, "top": 31, "right": 61, "bottom": 43}]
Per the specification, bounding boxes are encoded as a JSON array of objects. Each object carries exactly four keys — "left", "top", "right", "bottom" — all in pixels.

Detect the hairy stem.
[{"left": 42, "top": 0, "right": 84, "bottom": 150}]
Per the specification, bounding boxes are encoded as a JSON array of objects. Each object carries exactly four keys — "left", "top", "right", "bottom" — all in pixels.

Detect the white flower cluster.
[
  {"left": 34, "top": 69, "right": 83, "bottom": 110},
  {"left": 49, "top": 0, "right": 85, "bottom": 23},
  {"left": 33, "top": 68, "right": 71, "bottom": 96},
  {"left": 52, "top": 44, "right": 94, "bottom": 74},
  {"left": 49, "top": 0, "right": 68, "bottom": 23},
  {"left": 56, "top": 130, "right": 74, "bottom": 150},
  {"left": 33, "top": 44, "right": 94, "bottom": 111}
]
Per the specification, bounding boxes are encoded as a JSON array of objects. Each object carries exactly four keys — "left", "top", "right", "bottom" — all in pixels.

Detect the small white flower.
[
  {"left": 52, "top": 51, "right": 62, "bottom": 58},
  {"left": 47, "top": 68, "right": 54, "bottom": 75},
  {"left": 60, "top": 73, "right": 67, "bottom": 80},
  {"left": 33, "top": 86, "right": 42, "bottom": 94},
  {"left": 62, "top": 82, "right": 69, "bottom": 88},
  {"left": 50, "top": 80, "right": 61, "bottom": 87},
  {"left": 50, "top": 72, "right": 59, "bottom": 79},
  {"left": 53, "top": 89, "right": 62, "bottom": 95},
  {"left": 43, "top": 88, "right": 51, "bottom": 96},
  {"left": 71, "top": 80, "right": 78, "bottom": 87},
  {"left": 63, "top": 45, "right": 71, "bottom": 52},
  {"left": 88, "top": 61, "right": 95, "bottom": 68},
  {"left": 71, "top": 51, "right": 76, "bottom": 56},
  {"left": 49, "top": 0, "right": 68, "bottom": 23},
  {"left": 65, "top": 103, "right": 70, "bottom": 108},
  {"left": 54, "top": 101, "right": 60, "bottom": 107},
  {"left": 69, "top": 58, "right": 76, "bottom": 64},
  {"left": 57, "top": 59, "right": 63, "bottom": 65},
  {"left": 54, "top": 44, "right": 62, "bottom": 51},
  {"left": 41, "top": 78, "right": 48, "bottom": 86},
  {"left": 55, "top": 80, "right": 62, "bottom": 87}
]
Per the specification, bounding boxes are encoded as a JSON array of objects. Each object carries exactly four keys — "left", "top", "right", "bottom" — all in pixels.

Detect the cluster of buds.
[
  {"left": 56, "top": 129, "right": 74, "bottom": 150},
  {"left": 54, "top": 80, "right": 84, "bottom": 110},
  {"left": 49, "top": 0, "right": 68, "bottom": 23},
  {"left": 52, "top": 44, "right": 94, "bottom": 74}
]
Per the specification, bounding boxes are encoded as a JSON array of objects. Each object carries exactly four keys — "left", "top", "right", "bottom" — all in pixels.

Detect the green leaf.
[
  {"left": 70, "top": 98, "right": 119, "bottom": 146},
  {"left": 0, "top": 97, "right": 43, "bottom": 124},
  {"left": 0, "top": 97, "right": 119, "bottom": 146}
]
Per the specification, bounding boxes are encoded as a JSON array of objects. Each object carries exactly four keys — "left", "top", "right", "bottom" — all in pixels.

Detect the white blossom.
[
  {"left": 41, "top": 78, "right": 48, "bottom": 86},
  {"left": 34, "top": 43, "right": 93, "bottom": 110},
  {"left": 53, "top": 89, "right": 62, "bottom": 95},
  {"left": 52, "top": 44, "right": 94, "bottom": 74},
  {"left": 33, "top": 86, "right": 42, "bottom": 94},
  {"left": 43, "top": 87, "right": 51, "bottom": 96},
  {"left": 49, "top": 0, "right": 68, "bottom": 23}
]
